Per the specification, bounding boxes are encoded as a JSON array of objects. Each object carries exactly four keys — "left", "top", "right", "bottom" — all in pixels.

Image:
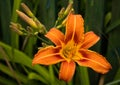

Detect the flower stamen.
[{"left": 60, "top": 40, "right": 79, "bottom": 61}]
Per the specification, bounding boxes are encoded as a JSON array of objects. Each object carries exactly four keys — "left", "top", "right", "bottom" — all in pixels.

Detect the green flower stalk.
[{"left": 55, "top": 2, "right": 73, "bottom": 28}]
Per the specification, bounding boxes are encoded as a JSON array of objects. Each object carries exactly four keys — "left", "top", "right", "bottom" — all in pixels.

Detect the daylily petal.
[
  {"left": 59, "top": 61, "right": 76, "bottom": 82},
  {"left": 32, "top": 46, "right": 64, "bottom": 65},
  {"left": 81, "top": 31, "right": 100, "bottom": 49},
  {"left": 76, "top": 49, "right": 112, "bottom": 74},
  {"left": 65, "top": 13, "right": 84, "bottom": 43},
  {"left": 45, "top": 28, "right": 65, "bottom": 46}
]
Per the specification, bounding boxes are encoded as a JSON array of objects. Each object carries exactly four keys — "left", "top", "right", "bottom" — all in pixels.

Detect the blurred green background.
[{"left": 0, "top": 0, "right": 120, "bottom": 85}]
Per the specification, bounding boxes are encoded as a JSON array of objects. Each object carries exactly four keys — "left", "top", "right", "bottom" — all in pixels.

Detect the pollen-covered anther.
[{"left": 60, "top": 41, "right": 79, "bottom": 61}]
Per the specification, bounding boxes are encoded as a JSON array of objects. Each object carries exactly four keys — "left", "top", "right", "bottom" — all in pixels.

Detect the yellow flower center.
[{"left": 60, "top": 40, "right": 81, "bottom": 62}]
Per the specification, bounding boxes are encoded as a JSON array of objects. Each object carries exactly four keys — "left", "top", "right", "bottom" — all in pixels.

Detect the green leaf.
[
  {"left": 0, "top": 63, "right": 28, "bottom": 83},
  {"left": 85, "top": 0, "right": 105, "bottom": 53},
  {"left": 0, "top": 0, "right": 11, "bottom": 44},
  {"left": 84, "top": 0, "right": 105, "bottom": 84},
  {"left": 104, "top": 12, "right": 111, "bottom": 27},
  {"left": 105, "top": 20, "right": 120, "bottom": 33},
  {"left": 0, "top": 42, "right": 50, "bottom": 83},
  {"left": 79, "top": 66, "right": 90, "bottom": 85},
  {"left": 106, "top": 68, "right": 120, "bottom": 85},
  {"left": 105, "top": 80, "right": 120, "bottom": 85},
  {"left": 114, "top": 68, "right": 120, "bottom": 80},
  {"left": 106, "top": 0, "right": 120, "bottom": 82},
  {"left": 28, "top": 72, "right": 48, "bottom": 84},
  {"left": 38, "top": 0, "right": 56, "bottom": 30},
  {"left": 0, "top": 76, "right": 17, "bottom": 85}
]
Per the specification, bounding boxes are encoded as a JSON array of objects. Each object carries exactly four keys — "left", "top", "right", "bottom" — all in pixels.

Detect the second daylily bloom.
[{"left": 32, "top": 13, "right": 112, "bottom": 82}]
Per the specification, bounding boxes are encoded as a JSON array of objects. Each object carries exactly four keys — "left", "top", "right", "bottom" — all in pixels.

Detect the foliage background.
[{"left": 0, "top": 0, "right": 120, "bottom": 85}]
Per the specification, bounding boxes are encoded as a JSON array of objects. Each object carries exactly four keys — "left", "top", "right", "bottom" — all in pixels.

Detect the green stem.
[
  {"left": 35, "top": 35, "right": 51, "bottom": 45},
  {"left": 21, "top": 35, "right": 30, "bottom": 50},
  {"left": 49, "top": 65, "right": 55, "bottom": 85},
  {"left": 11, "top": 0, "right": 22, "bottom": 49},
  {"left": 67, "top": 80, "right": 73, "bottom": 85},
  {"left": 79, "top": 66, "right": 90, "bottom": 85}
]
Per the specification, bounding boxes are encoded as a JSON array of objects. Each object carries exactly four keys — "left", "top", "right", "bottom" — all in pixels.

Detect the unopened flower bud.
[
  {"left": 58, "top": 8, "right": 65, "bottom": 19},
  {"left": 21, "top": 3, "right": 34, "bottom": 17},
  {"left": 16, "top": 10, "right": 37, "bottom": 28},
  {"left": 64, "top": 2, "right": 73, "bottom": 16},
  {"left": 10, "top": 22, "right": 24, "bottom": 35}
]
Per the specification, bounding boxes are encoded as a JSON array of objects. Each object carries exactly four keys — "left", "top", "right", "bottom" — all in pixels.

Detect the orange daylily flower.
[{"left": 32, "top": 13, "right": 112, "bottom": 82}]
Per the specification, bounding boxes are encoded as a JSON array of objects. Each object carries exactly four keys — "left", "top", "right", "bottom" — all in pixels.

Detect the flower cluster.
[{"left": 10, "top": 3, "right": 112, "bottom": 82}]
